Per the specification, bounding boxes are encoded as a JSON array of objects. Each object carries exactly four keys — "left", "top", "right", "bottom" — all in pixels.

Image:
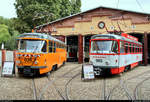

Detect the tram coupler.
[{"left": 93, "top": 67, "right": 102, "bottom": 76}]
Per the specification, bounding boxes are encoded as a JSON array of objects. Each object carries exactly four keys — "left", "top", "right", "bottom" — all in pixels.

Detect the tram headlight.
[
  {"left": 34, "top": 60, "right": 39, "bottom": 65},
  {"left": 105, "top": 61, "right": 109, "bottom": 65},
  {"left": 17, "top": 54, "right": 21, "bottom": 57},
  {"left": 16, "top": 60, "right": 21, "bottom": 64},
  {"left": 33, "top": 54, "right": 41, "bottom": 58}
]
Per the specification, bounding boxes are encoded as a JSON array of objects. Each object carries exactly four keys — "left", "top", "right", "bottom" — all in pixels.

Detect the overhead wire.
[
  {"left": 135, "top": 0, "right": 145, "bottom": 12},
  {"left": 116, "top": 0, "right": 120, "bottom": 8},
  {"left": 115, "top": 0, "right": 123, "bottom": 33}
]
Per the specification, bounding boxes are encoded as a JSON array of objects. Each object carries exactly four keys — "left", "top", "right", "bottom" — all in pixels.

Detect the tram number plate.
[
  {"left": 96, "top": 59, "right": 102, "bottom": 63},
  {"left": 23, "top": 68, "right": 31, "bottom": 73}
]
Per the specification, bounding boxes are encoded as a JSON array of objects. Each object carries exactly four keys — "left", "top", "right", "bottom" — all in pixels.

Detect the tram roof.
[
  {"left": 18, "top": 33, "right": 66, "bottom": 45},
  {"left": 91, "top": 34, "right": 142, "bottom": 45}
]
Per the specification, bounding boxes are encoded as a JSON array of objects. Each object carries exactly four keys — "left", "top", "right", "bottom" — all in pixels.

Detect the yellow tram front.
[{"left": 16, "top": 33, "right": 67, "bottom": 76}]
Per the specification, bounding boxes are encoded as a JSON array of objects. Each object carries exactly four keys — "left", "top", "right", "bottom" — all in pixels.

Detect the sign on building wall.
[{"left": 1, "top": 61, "right": 15, "bottom": 77}]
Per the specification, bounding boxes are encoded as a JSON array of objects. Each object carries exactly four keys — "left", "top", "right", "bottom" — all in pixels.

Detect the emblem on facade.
[{"left": 98, "top": 21, "right": 105, "bottom": 29}]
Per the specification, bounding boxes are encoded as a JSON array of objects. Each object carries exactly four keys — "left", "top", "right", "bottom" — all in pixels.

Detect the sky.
[{"left": 0, "top": 0, "right": 150, "bottom": 18}]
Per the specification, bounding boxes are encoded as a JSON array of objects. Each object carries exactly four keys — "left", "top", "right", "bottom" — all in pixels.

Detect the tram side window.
[
  {"left": 111, "top": 41, "right": 118, "bottom": 53},
  {"left": 137, "top": 45, "right": 139, "bottom": 53},
  {"left": 49, "top": 41, "right": 53, "bottom": 53},
  {"left": 53, "top": 42, "right": 56, "bottom": 52},
  {"left": 135, "top": 45, "right": 137, "bottom": 53},
  {"left": 138, "top": 46, "right": 140, "bottom": 52},
  {"left": 58, "top": 43, "right": 60, "bottom": 48},
  {"left": 65, "top": 45, "right": 67, "bottom": 50},
  {"left": 129, "top": 43, "right": 132, "bottom": 53},
  {"left": 140, "top": 46, "right": 142, "bottom": 53},
  {"left": 120, "top": 41, "right": 125, "bottom": 53},
  {"left": 41, "top": 41, "right": 47, "bottom": 52},
  {"left": 125, "top": 42, "right": 128, "bottom": 53},
  {"left": 133, "top": 44, "right": 135, "bottom": 53},
  {"left": 56, "top": 43, "right": 58, "bottom": 48},
  {"left": 140, "top": 47, "right": 142, "bottom": 53}
]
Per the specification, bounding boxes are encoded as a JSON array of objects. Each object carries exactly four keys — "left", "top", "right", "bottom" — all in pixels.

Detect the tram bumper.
[
  {"left": 17, "top": 66, "right": 47, "bottom": 76},
  {"left": 93, "top": 66, "right": 119, "bottom": 75}
]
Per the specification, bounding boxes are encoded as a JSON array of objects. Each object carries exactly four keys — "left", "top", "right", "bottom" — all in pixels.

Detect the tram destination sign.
[{"left": 1, "top": 61, "right": 15, "bottom": 77}]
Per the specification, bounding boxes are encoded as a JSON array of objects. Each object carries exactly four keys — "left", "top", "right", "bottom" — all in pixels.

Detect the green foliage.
[
  {"left": 0, "top": 24, "right": 11, "bottom": 43},
  {"left": 11, "top": 18, "right": 31, "bottom": 34},
  {"left": 71, "top": 0, "right": 81, "bottom": 15},
  {"left": 5, "top": 32, "right": 19, "bottom": 50},
  {"left": 14, "top": 0, "right": 81, "bottom": 30},
  {"left": 0, "top": 16, "right": 20, "bottom": 50},
  {"left": 60, "top": 0, "right": 72, "bottom": 17}
]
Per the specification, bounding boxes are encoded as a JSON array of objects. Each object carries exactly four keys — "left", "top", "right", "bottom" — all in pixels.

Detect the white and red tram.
[{"left": 82, "top": 33, "right": 143, "bottom": 77}]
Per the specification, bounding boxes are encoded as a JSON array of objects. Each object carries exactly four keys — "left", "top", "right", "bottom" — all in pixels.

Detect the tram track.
[
  {"left": 32, "top": 78, "right": 38, "bottom": 100},
  {"left": 37, "top": 64, "right": 81, "bottom": 100},
  {"left": 65, "top": 72, "right": 81, "bottom": 100},
  {"left": 133, "top": 72, "right": 150, "bottom": 100},
  {"left": 47, "top": 74, "right": 66, "bottom": 100},
  {"left": 104, "top": 76, "right": 134, "bottom": 100},
  {"left": 103, "top": 77, "right": 106, "bottom": 100},
  {"left": 134, "top": 76, "right": 150, "bottom": 100},
  {"left": 105, "top": 69, "right": 150, "bottom": 100},
  {"left": 31, "top": 64, "right": 150, "bottom": 100}
]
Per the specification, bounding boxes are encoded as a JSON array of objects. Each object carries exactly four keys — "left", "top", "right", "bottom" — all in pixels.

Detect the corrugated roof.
[{"left": 35, "top": 5, "right": 150, "bottom": 29}]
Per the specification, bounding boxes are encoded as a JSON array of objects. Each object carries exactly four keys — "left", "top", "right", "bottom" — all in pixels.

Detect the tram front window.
[
  {"left": 91, "top": 40, "right": 118, "bottom": 53},
  {"left": 19, "top": 40, "right": 47, "bottom": 53}
]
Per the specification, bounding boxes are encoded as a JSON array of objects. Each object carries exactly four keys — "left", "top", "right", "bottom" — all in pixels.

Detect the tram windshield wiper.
[{"left": 33, "top": 46, "right": 38, "bottom": 53}]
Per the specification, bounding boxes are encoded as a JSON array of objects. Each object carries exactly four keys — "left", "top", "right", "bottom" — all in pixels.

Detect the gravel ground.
[
  {"left": 0, "top": 77, "right": 33, "bottom": 100},
  {"left": 0, "top": 63, "right": 150, "bottom": 100}
]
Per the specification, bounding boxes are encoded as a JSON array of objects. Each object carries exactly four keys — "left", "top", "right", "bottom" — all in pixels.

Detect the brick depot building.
[{"left": 35, "top": 6, "right": 150, "bottom": 65}]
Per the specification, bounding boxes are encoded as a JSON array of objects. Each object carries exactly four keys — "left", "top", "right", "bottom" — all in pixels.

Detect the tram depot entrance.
[{"left": 67, "top": 36, "right": 78, "bottom": 62}]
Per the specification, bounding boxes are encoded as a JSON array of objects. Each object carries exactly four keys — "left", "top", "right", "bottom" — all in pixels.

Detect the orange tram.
[{"left": 16, "top": 33, "right": 67, "bottom": 76}]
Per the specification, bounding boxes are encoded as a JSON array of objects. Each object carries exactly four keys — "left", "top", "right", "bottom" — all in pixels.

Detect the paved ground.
[{"left": 0, "top": 62, "right": 150, "bottom": 100}]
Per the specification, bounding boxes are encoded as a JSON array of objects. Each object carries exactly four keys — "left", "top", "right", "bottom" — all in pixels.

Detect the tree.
[
  {"left": 11, "top": 18, "right": 31, "bottom": 33},
  {"left": 71, "top": 0, "right": 81, "bottom": 15},
  {"left": 14, "top": 0, "right": 81, "bottom": 31},
  {"left": 0, "top": 16, "right": 20, "bottom": 50},
  {"left": 5, "top": 32, "right": 19, "bottom": 50},
  {"left": 0, "top": 24, "right": 11, "bottom": 44},
  {"left": 59, "top": 0, "right": 72, "bottom": 17}
]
